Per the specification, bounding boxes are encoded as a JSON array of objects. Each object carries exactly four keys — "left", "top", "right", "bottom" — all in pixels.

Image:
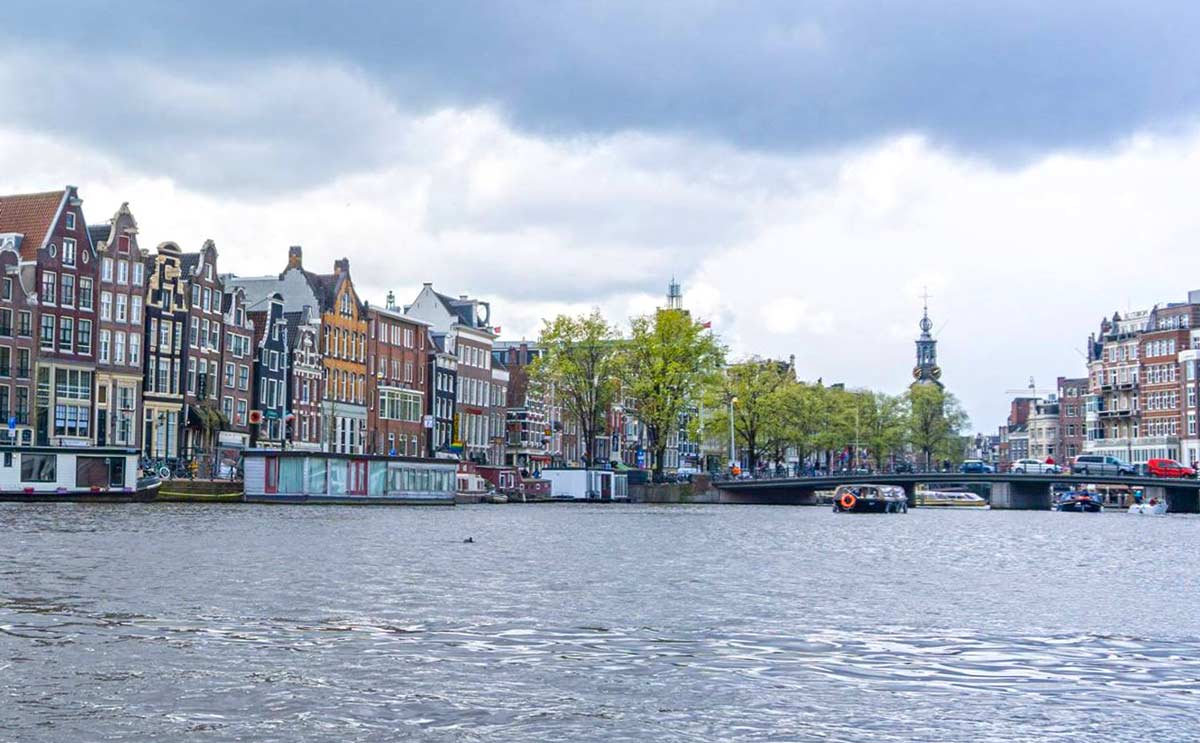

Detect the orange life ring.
[{"left": 839, "top": 492, "right": 857, "bottom": 510}]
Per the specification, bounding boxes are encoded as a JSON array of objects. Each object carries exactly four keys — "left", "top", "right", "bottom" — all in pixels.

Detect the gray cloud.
[{"left": 8, "top": 1, "right": 1200, "bottom": 189}]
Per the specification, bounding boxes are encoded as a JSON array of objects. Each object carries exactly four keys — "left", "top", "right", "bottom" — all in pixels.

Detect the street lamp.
[{"left": 728, "top": 395, "right": 738, "bottom": 471}]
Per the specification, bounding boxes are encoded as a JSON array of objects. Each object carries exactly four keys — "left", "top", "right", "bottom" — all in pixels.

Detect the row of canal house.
[{"left": 0, "top": 185, "right": 648, "bottom": 474}]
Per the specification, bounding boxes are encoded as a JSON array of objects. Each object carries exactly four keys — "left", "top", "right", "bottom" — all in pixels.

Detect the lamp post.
[{"left": 728, "top": 395, "right": 738, "bottom": 471}]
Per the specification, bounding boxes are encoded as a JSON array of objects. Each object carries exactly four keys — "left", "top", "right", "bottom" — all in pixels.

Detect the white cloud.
[{"left": 4, "top": 57, "right": 1200, "bottom": 432}]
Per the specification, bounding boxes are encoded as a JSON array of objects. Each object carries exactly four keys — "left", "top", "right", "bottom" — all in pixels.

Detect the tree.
[
  {"left": 906, "top": 385, "right": 970, "bottom": 468},
  {"left": 774, "top": 381, "right": 828, "bottom": 470},
  {"left": 702, "top": 358, "right": 792, "bottom": 471},
  {"left": 530, "top": 311, "right": 624, "bottom": 468},
  {"left": 624, "top": 308, "right": 724, "bottom": 478},
  {"left": 858, "top": 391, "right": 908, "bottom": 470}
]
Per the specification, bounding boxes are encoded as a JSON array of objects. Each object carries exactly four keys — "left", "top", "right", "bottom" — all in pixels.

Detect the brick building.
[
  {"left": 247, "top": 293, "right": 288, "bottom": 447},
  {"left": 1056, "top": 376, "right": 1088, "bottom": 463},
  {"left": 89, "top": 203, "right": 146, "bottom": 448},
  {"left": 180, "top": 240, "right": 226, "bottom": 457},
  {"left": 219, "top": 286, "right": 254, "bottom": 448},
  {"left": 428, "top": 332, "right": 458, "bottom": 458},
  {"left": 405, "top": 285, "right": 499, "bottom": 464},
  {"left": 1085, "top": 295, "right": 1200, "bottom": 463},
  {"left": 364, "top": 295, "right": 430, "bottom": 456},
  {"left": 0, "top": 188, "right": 100, "bottom": 447}
]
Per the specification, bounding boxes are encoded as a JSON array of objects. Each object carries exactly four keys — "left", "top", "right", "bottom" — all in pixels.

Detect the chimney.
[
  {"left": 334, "top": 257, "right": 350, "bottom": 275},
  {"left": 287, "top": 245, "right": 303, "bottom": 270}
]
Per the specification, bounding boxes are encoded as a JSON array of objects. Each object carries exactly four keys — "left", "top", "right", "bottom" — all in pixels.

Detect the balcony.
[{"left": 1097, "top": 408, "right": 1133, "bottom": 418}]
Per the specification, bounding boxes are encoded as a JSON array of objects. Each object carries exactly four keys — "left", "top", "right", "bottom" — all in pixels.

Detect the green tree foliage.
[
  {"left": 530, "top": 310, "right": 624, "bottom": 467},
  {"left": 857, "top": 391, "right": 909, "bottom": 469},
  {"left": 625, "top": 309, "right": 724, "bottom": 477},
  {"left": 905, "top": 384, "right": 970, "bottom": 467},
  {"left": 702, "top": 357, "right": 792, "bottom": 470}
]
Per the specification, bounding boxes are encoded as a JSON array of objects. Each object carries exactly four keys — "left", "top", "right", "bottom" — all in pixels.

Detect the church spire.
[{"left": 912, "top": 288, "right": 943, "bottom": 387}]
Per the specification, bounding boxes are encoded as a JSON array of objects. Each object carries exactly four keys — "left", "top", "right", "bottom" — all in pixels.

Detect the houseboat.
[
  {"left": 915, "top": 489, "right": 990, "bottom": 508},
  {"left": 474, "top": 464, "right": 553, "bottom": 502},
  {"left": 243, "top": 450, "right": 455, "bottom": 505},
  {"left": 541, "top": 467, "right": 630, "bottom": 502},
  {"left": 832, "top": 484, "right": 908, "bottom": 513},
  {"left": 455, "top": 461, "right": 490, "bottom": 503},
  {"left": 0, "top": 447, "right": 158, "bottom": 501}
]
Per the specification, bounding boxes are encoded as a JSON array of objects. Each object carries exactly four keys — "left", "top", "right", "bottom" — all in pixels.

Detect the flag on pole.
[{"left": 701, "top": 320, "right": 712, "bottom": 329}]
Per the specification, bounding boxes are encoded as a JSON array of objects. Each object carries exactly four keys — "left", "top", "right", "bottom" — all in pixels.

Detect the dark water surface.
[{"left": 1, "top": 503, "right": 1198, "bottom": 742}]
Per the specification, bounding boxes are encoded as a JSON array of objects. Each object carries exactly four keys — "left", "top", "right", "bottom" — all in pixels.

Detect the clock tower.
[{"left": 912, "top": 292, "right": 943, "bottom": 388}]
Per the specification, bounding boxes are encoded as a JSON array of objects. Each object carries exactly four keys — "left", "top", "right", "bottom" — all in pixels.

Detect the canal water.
[{"left": 1, "top": 504, "right": 1197, "bottom": 742}]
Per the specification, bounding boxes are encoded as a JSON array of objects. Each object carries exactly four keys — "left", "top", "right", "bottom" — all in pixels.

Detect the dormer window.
[{"left": 65, "top": 212, "right": 75, "bottom": 230}]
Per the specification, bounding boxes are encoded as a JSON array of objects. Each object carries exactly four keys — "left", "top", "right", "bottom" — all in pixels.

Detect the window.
[
  {"left": 224, "top": 362, "right": 234, "bottom": 388},
  {"left": 128, "top": 334, "right": 140, "bottom": 366},
  {"left": 100, "top": 291, "right": 112, "bottom": 321},
  {"left": 59, "top": 274, "right": 76, "bottom": 306},
  {"left": 58, "top": 317, "right": 74, "bottom": 351},
  {"left": 79, "top": 278, "right": 93, "bottom": 310},
  {"left": 238, "top": 365, "right": 249, "bottom": 391},
  {"left": 76, "top": 320, "right": 92, "bottom": 354},
  {"left": 99, "top": 330, "right": 111, "bottom": 363},
  {"left": 133, "top": 262, "right": 144, "bottom": 286},
  {"left": 117, "top": 260, "right": 128, "bottom": 284},
  {"left": 209, "top": 322, "right": 219, "bottom": 351},
  {"left": 21, "top": 454, "right": 56, "bottom": 483},
  {"left": 102, "top": 257, "right": 113, "bottom": 282},
  {"left": 188, "top": 358, "right": 197, "bottom": 395},
  {"left": 41, "top": 272, "right": 56, "bottom": 304},
  {"left": 17, "top": 311, "right": 31, "bottom": 338},
  {"left": 202, "top": 287, "right": 211, "bottom": 313},
  {"left": 236, "top": 399, "right": 247, "bottom": 426},
  {"left": 116, "top": 294, "right": 128, "bottom": 323},
  {"left": 39, "top": 316, "right": 54, "bottom": 350},
  {"left": 114, "top": 331, "right": 126, "bottom": 365},
  {"left": 62, "top": 237, "right": 76, "bottom": 266},
  {"left": 131, "top": 296, "right": 142, "bottom": 324}
]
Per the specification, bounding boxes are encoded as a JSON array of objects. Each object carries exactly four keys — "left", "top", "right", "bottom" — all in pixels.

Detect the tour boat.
[
  {"left": 915, "top": 490, "right": 990, "bottom": 508},
  {"left": 0, "top": 447, "right": 159, "bottom": 502},
  {"left": 832, "top": 484, "right": 908, "bottom": 513},
  {"left": 1053, "top": 491, "right": 1103, "bottom": 513},
  {"left": 242, "top": 450, "right": 456, "bottom": 505},
  {"left": 1128, "top": 499, "right": 1168, "bottom": 515}
]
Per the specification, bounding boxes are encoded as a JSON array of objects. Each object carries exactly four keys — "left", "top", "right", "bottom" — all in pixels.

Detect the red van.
[{"left": 1146, "top": 458, "right": 1196, "bottom": 478}]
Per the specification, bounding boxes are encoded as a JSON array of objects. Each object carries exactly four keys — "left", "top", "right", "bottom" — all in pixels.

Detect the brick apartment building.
[{"left": 365, "top": 294, "right": 431, "bottom": 456}]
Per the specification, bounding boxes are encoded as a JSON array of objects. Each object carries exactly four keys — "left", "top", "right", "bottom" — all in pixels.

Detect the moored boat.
[
  {"left": 1054, "top": 491, "right": 1103, "bottom": 512},
  {"left": 0, "top": 447, "right": 158, "bottom": 502},
  {"left": 832, "top": 484, "right": 908, "bottom": 513},
  {"left": 1128, "top": 499, "right": 1168, "bottom": 515},
  {"left": 915, "top": 490, "right": 989, "bottom": 508},
  {"left": 242, "top": 450, "right": 456, "bottom": 505}
]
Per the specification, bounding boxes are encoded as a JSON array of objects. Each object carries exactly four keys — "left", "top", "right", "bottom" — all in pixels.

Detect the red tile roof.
[{"left": 0, "top": 189, "right": 66, "bottom": 260}]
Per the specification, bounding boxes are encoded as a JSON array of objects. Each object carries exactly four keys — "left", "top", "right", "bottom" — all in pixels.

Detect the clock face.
[
  {"left": 912, "top": 367, "right": 922, "bottom": 379},
  {"left": 932, "top": 366, "right": 942, "bottom": 379}
]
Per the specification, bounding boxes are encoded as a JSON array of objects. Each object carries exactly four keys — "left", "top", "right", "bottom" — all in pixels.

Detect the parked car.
[
  {"left": 959, "top": 459, "right": 995, "bottom": 474},
  {"left": 1011, "top": 458, "right": 1062, "bottom": 474},
  {"left": 892, "top": 461, "right": 914, "bottom": 474},
  {"left": 1071, "top": 455, "right": 1136, "bottom": 476},
  {"left": 1146, "top": 458, "right": 1196, "bottom": 479}
]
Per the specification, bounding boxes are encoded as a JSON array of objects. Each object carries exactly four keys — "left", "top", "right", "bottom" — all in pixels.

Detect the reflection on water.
[{"left": 1, "top": 503, "right": 1198, "bottom": 742}]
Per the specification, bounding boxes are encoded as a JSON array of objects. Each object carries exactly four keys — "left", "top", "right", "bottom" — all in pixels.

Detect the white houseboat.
[
  {"left": 541, "top": 468, "right": 630, "bottom": 502},
  {"left": 0, "top": 447, "right": 157, "bottom": 501},
  {"left": 242, "top": 450, "right": 456, "bottom": 505}
]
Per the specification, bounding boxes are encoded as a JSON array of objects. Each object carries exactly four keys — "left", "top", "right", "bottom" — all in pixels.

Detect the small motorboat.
[
  {"left": 1054, "top": 491, "right": 1103, "bottom": 512},
  {"left": 1128, "top": 499, "right": 1168, "bottom": 515},
  {"left": 915, "top": 490, "right": 990, "bottom": 509},
  {"left": 833, "top": 484, "right": 908, "bottom": 513}
]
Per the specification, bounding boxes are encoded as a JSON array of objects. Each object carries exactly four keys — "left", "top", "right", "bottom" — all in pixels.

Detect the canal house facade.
[
  {"left": 141, "top": 242, "right": 188, "bottom": 458},
  {"left": 247, "top": 293, "right": 288, "bottom": 447},
  {"left": 90, "top": 203, "right": 146, "bottom": 448},
  {"left": 180, "top": 241, "right": 226, "bottom": 457},
  {"left": 0, "top": 188, "right": 100, "bottom": 447},
  {"left": 365, "top": 296, "right": 430, "bottom": 456},
  {"left": 0, "top": 233, "right": 36, "bottom": 446},
  {"left": 284, "top": 307, "right": 323, "bottom": 450},
  {"left": 219, "top": 286, "right": 254, "bottom": 449}
]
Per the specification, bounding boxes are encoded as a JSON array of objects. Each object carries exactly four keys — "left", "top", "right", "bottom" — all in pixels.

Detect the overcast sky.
[{"left": 5, "top": 2, "right": 1200, "bottom": 429}]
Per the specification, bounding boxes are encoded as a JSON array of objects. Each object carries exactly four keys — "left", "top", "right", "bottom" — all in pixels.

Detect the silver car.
[{"left": 1012, "top": 458, "right": 1062, "bottom": 474}]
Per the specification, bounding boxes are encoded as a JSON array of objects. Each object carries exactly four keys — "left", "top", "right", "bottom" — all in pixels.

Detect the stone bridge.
[{"left": 714, "top": 472, "right": 1200, "bottom": 512}]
